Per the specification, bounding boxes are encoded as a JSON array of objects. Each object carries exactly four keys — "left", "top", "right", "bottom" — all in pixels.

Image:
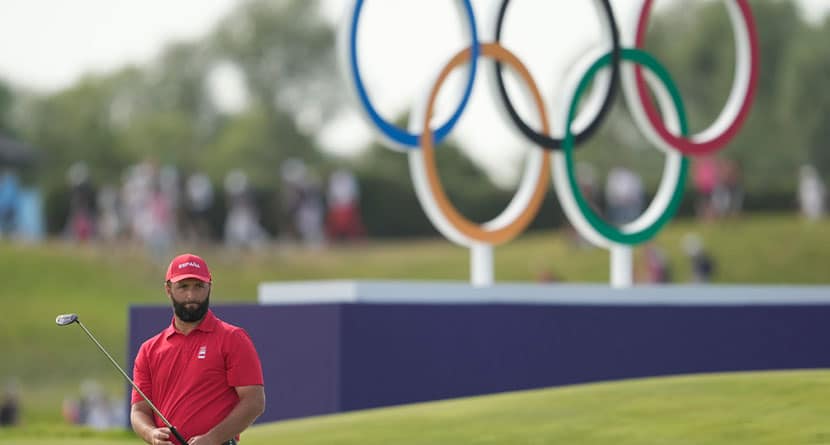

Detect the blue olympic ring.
[{"left": 347, "top": 0, "right": 480, "bottom": 148}]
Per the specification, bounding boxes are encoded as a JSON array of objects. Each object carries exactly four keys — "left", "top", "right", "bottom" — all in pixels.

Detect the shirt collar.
[{"left": 164, "top": 309, "right": 217, "bottom": 338}]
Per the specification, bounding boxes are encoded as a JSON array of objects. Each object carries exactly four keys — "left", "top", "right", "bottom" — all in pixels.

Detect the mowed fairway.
[{"left": 1, "top": 370, "right": 829, "bottom": 444}]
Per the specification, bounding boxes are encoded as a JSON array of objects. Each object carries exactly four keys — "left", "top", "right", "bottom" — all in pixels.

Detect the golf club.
[{"left": 55, "top": 313, "right": 188, "bottom": 445}]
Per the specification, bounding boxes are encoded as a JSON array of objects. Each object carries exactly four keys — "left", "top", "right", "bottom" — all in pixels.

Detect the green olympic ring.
[{"left": 559, "top": 48, "right": 689, "bottom": 245}]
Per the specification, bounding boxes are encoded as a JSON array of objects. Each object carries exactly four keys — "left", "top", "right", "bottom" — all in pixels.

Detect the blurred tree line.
[{"left": 0, "top": 0, "right": 826, "bottom": 238}]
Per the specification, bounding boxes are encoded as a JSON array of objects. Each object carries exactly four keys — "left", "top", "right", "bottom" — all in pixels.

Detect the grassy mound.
[
  {"left": 2, "top": 370, "right": 829, "bottom": 444},
  {"left": 241, "top": 370, "right": 830, "bottom": 445}
]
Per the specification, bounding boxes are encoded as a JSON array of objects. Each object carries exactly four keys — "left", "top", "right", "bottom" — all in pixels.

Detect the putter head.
[{"left": 55, "top": 313, "right": 79, "bottom": 326}]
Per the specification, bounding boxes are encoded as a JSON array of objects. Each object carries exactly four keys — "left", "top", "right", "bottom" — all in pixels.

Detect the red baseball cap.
[{"left": 165, "top": 253, "right": 212, "bottom": 283}]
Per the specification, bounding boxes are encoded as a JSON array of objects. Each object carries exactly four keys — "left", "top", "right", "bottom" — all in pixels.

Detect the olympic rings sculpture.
[{"left": 338, "top": 0, "right": 758, "bottom": 251}]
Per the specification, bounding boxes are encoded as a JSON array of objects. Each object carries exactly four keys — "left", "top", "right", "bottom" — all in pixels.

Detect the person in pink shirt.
[{"left": 692, "top": 156, "right": 719, "bottom": 220}]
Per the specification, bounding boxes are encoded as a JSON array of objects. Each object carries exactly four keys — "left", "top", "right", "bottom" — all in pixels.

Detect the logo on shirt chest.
[{"left": 197, "top": 345, "right": 207, "bottom": 359}]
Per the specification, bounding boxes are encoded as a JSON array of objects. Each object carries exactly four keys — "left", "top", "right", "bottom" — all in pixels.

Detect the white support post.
[
  {"left": 610, "top": 245, "right": 633, "bottom": 289},
  {"left": 470, "top": 243, "right": 494, "bottom": 287}
]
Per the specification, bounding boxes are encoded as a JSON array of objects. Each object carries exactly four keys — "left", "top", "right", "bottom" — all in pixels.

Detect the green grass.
[
  {"left": 0, "top": 214, "right": 828, "bottom": 426},
  {"left": 1, "top": 370, "right": 829, "bottom": 444},
  {"left": 241, "top": 370, "right": 830, "bottom": 445}
]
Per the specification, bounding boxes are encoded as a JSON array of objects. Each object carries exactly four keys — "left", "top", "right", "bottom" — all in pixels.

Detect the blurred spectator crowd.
[
  {"left": 0, "top": 158, "right": 367, "bottom": 257},
  {"left": 62, "top": 379, "right": 125, "bottom": 430},
  {"left": 0, "top": 379, "right": 19, "bottom": 427},
  {"left": 0, "top": 153, "right": 827, "bottom": 284}
]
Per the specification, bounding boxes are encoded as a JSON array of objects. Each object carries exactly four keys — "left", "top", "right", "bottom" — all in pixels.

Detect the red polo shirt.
[{"left": 132, "top": 309, "right": 264, "bottom": 441}]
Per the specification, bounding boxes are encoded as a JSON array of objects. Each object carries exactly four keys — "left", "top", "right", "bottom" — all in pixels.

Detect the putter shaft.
[{"left": 72, "top": 319, "right": 188, "bottom": 445}]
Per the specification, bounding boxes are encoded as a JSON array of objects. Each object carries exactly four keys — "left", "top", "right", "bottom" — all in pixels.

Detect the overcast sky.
[{"left": 0, "top": 0, "right": 827, "bottom": 184}]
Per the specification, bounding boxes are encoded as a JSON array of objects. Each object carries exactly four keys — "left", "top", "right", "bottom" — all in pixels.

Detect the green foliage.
[
  {"left": 117, "top": 111, "right": 196, "bottom": 165},
  {"left": 213, "top": 0, "right": 340, "bottom": 115},
  {"left": 20, "top": 79, "right": 128, "bottom": 186},
  {"left": 0, "top": 81, "right": 13, "bottom": 135},
  {"left": 780, "top": 16, "right": 830, "bottom": 174},
  {"left": 202, "top": 106, "right": 280, "bottom": 184}
]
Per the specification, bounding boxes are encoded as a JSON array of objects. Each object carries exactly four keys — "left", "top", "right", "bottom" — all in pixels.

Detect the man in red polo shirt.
[{"left": 131, "top": 253, "right": 265, "bottom": 445}]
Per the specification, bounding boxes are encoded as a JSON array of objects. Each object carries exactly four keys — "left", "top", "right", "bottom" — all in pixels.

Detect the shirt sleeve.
[
  {"left": 226, "top": 328, "right": 264, "bottom": 387},
  {"left": 131, "top": 343, "right": 153, "bottom": 405}
]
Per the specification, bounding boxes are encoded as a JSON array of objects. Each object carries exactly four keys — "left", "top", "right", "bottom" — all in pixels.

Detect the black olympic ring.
[{"left": 493, "top": 0, "right": 621, "bottom": 151}]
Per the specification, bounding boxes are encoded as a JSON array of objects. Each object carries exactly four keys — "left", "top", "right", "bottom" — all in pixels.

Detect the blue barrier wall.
[{"left": 129, "top": 302, "right": 830, "bottom": 423}]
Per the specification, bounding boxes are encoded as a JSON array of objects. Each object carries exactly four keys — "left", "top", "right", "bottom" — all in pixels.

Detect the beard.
[{"left": 171, "top": 292, "right": 210, "bottom": 322}]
